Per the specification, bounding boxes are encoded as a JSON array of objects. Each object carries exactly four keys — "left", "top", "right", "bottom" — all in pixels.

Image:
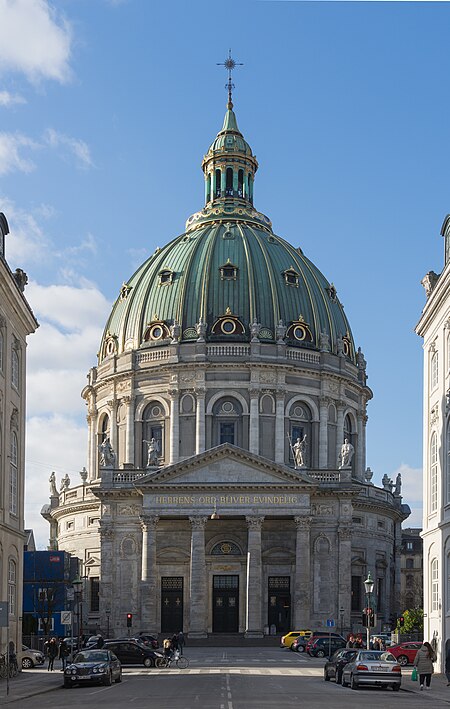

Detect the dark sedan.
[
  {"left": 324, "top": 648, "right": 358, "bottom": 683},
  {"left": 64, "top": 649, "right": 122, "bottom": 688},
  {"left": 103, "top": 640, "right": 163, "bottom": 667}
]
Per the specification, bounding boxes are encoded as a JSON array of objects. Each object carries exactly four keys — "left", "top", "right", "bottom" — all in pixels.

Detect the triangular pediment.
[{"left": 135, "top": 444, "right": 316, "bottom": 489}]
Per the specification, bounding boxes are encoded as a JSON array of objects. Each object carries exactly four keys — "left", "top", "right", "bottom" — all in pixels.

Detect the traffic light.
[
  {"left": 126, "top": 613, "right": 133, "bottom": 628},
  {"left": 390, "top": 615, "right": 397, "bottom": 631},
  {"left": 399, "top": 616, "right": 405, "bottom": 628}
]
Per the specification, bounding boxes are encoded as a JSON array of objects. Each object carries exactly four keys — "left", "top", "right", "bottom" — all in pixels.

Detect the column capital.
[
  {"left": 276, "top": 391, "right": 285, "bottom": 402},
  {"left": 338, "top": 523, "right": 352, "bottom": 541},
  {"left": 246, "top": 515, "right": 264, "bottom": 530},
  {"left": 99, "top": 521, "right": 114, "bottom": 540},
  {"left": 319, "top": 396, "right": 330, "bottom": 408},
  {"left": 168, "top": 388, "right": 179, "bottom": 399},
  {"left": 122, "top": 394, "right": 134, "bottom": 405},
  {"left": 195, "top": 388, "right": 206, "bottom": 398},
  {"left": 189, "top": 515, "right": 208, "bottom": 530},
  {"left": 249, "top": 388, "right": 260, "bottom": 399},
  {"left": 294, "top": 515, "right": 312, "bottom": 530},
  {"left": 139, "top": 514, "right": 159, "bottom": 531}
]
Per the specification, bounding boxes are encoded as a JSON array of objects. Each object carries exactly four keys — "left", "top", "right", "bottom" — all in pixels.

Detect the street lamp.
[
  {"left": 364, "top": 571, "right": 374, "bottom": 650},
  {"left": 339, "top": 606, "right": 345, "bottom": 637},
  {"left": 105, "top": 608, "right": 111, "bottom": 639},
  {"left": 72, "top": 575, "right": 83, "bottom": 651}
]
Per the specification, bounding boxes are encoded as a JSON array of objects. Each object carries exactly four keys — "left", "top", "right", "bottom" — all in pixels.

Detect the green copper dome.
[{"left": 99, "top": 104, "right": 355, "bottom": 363}]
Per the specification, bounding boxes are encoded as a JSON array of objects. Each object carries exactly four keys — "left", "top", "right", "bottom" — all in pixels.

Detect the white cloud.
[
  {"left": 0, "top": 0, "right": 72, "bottom": 84},
  {"left": 25, "top": 414, "right": 87, "bottom": 549},
  {"left": 27, "top": 282, "right": 110, "bottom": 332},
  {"left": 0, "top": 195, "right": 50, "bottom": 266},
  {"left": 0, "top": 90, "right": 26, "bottom": 107},
  {"left": 0, "top": 132, "right": 38, "bottom": 174},
  {"left": 44, "top": 128, "right": 94, "bottom": 169}
]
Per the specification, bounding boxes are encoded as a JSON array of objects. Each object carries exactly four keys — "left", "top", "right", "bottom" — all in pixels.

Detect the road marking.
[{"left": 226, "top": 673, "right": 233, "bottom": 709}]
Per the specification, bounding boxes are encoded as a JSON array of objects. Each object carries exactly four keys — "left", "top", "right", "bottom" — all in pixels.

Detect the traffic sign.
[
  {"left": 61, "top": 611, "right": 72, "bottom": 626},
  {"left": 326, "top": 618, "right": 335, "bottom": 627}
]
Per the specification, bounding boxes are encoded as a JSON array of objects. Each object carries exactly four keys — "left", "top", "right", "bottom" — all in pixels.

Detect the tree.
[{"left": 396, "top": 608, "right": 423, "bottom": 634}]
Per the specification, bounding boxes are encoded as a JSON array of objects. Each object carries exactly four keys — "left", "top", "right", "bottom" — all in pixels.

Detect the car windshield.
[
  {"left": 74, "top": 651, "right": 109, "bottom": 663},
  {"left": 359, "top": 651, "right": 396, "bottom": 662}
]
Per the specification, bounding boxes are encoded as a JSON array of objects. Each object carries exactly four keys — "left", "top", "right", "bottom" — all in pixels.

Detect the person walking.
[
  {"left": 413, "top": 641, "right": 436, "bottom": 690},
  {"left": 58, "top": 638, "right": 69, "bottom": 671},
  {"left": 178, "top": 631, "right": 185, "bottom": 656},
  {"left": 47, "top": 637, "right": 58, "bottom": 671}
]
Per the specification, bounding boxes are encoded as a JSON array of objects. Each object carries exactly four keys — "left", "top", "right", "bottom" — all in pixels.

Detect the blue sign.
[{"left": 326, "top": 619, "right": 335, "bottom": 627}]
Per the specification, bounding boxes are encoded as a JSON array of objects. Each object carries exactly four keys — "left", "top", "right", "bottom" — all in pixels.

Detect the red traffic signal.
[
  {"left": 399, "top": 616, "right": 405, "bottom": 627},
  {"left": 126, "top": 613, "right": 133, "bottom": 627}
]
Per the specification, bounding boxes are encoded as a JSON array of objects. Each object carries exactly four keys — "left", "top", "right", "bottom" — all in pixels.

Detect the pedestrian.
[
  {"left": 445, "top": 643, "right": 450, "bottom": 686},
  {"left": 47, "top": 637, "right": 58, "bottom": 671},
  {"left": 96, "top": 635, "right": 104, "bottom": 649},
  {"left": 163, "top": 638, "right": 172, "bottom": 659},
  {"left": 178, "top": 630, "right": 185, "bottom": 655},
  {"left": 58, "top": 638, "right": 69, "bottom": 670},
  {"left": 413, "top": 641, "right": 436, "bottom": 690},
  {"left": 346, "top": 634, "right": 355, "bottom": 648},
  {"left": 171, "top": 633, "right": 179, "bottom": 652}
]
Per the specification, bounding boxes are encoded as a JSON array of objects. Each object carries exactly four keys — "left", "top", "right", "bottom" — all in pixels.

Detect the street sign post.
[{"left": 61, "top": 611, "right": 72, "bottom": 626}]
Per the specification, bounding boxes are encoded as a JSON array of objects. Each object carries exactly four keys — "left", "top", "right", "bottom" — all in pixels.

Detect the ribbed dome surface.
[{"left": 100, "top": 219, "right": 355, "bottom": 362}]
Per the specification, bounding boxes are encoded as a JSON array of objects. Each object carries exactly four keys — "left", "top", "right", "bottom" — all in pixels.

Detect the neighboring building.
[
  {"left": 0, "top": 213, "right": 38, "bottom": 655},
  {"left": 416, "top": 215, "right": 450, "bottom": 671},
  {"left": 24, "top": 529, "right": 36, "bottom": 552},
  {"left": 400, "top": 528, "right": 423, "bottom": 611},
  {"left": 43, "top": 91, "right": 410, "bottom": 639},
  {"left": 23, "top": 550, "right": 80, "bottom": 640}
]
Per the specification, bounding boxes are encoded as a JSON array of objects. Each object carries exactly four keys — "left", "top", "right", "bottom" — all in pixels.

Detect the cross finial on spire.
[{"left": 217, "top": 49, "right": 243, "bottom": 109}]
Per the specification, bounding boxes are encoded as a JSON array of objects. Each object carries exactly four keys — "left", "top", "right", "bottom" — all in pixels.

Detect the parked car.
[
  {"left": 84, "top": 635, "right": 104, "bottom": 649},
  {"left": 305, "top": 633, "right": 345, "bottom": 654},
  {"left": 370, "top": 633, "right": 392, "bottom": 648},
  {"left": 341, "top": 650, "right": 401, "bottom": 691},
  {"left": 21, "top": 645, "right": 45, "bottom": 669},
  {"left": 64, "top": 649, "right": 122, "bottom": 688},
  {"left": 388, "top": 641, "right": 422, "bottom": 666},
  {"left": 307, "top": 636, "right": 347, "bottom": 658},
  {"left": 324, "top": 648, "right": 358, "bottom": 683},
  {"left": 280, "top": 630, "right": 312, "bottom": 649},
  {"left": 103, "top": 639, "right": 163, "bottom": 667},
  {"left": 293, "top": 631, "right": 344, "bottom": 653},
  {"left": 135, "top": 634, "right": 159, "bottom": 649}
]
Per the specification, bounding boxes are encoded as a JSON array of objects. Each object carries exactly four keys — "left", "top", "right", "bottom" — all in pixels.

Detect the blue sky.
[{"left": 1, "top": 0, "right": 447, "bottom": 546}]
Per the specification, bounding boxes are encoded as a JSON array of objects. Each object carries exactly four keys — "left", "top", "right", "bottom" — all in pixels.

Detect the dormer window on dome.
[
  {"left": 287, "top": 317, "right": 313, "bottom": 343},
  {"left": 283, "top": 267, "right": 299, "bottom": 287},
  {"left": 102, "top": 333, "right": 118, "bottom": 358},
  {"left": 144, "top": 320, "right": 170, "bottom": 342},
  {"left": 212, "top": 307, "right": 245, "bottom": 336},
  {"left": 220, "top": 259, "right": 238, "bottom": 281},
  {"left": 159, "top": 269, "right": 174, "bottom": 286}
]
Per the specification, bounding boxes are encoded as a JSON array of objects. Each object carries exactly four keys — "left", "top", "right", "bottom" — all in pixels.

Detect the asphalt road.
[{"left": 14, "top": 648, "right": 446, "bottom": 709}]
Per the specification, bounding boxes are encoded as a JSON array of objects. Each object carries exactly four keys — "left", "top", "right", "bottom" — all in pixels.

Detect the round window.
[
  {"left": 222, "top": 401, "right": 234, "bottom": 413},
  {"left": 221, "top": 319, "right": 236, "bottom": 334},
  {"left": 150, "top": 325, "right": 164, "bottom": 340},
  {"left": 293, "top": 325, "right": 306, "bottom": 341},
  {"left": 151, "top": 406, "right": 161, "bottom": 418}
]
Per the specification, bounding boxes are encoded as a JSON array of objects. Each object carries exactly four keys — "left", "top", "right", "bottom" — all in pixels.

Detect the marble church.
[{"left": 42, "top": 80, "right": 410, "bottom": 639}]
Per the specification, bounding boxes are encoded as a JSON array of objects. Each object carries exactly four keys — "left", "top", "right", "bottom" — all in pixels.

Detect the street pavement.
[{"left": 1, "top": 648, "right": 450, "bottom": 708}]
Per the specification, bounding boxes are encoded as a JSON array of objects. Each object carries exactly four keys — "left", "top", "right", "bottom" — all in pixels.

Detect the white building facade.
[
  {"left": 0, "top": 213, "right": 38, "bottom": 655},
  {"left": 416, "top": 215, "right": 450, "bottom": 671}
]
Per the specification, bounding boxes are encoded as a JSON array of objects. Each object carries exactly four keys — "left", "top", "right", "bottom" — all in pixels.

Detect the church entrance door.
[
  {"left": 268, "top": 576, "right": 291, "bottom": 634},
  {"left": 161, "top": 577, "right": 183, "bottom": 633},
  {"left": 212, "top": 575, "right": 239, "bottom": 633}
]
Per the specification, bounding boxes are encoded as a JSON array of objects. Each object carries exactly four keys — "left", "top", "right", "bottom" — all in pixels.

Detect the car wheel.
[
  {"left": 103, "top": 671, "right": 112, "bottom": 686},
  {"left": 341, "top": 675, "right": 348, "bottom": 687},
  {"left": 392, "top": 684, "right": 400, "bottom": 692},
  {"left": 297, "top": 645, "right": 305, "bottom": 653},
  {"left": 143, "top": 657, "right": 153, "bottom": 668},
  {"left": 324, "top": 669, "right": 330, "bottom": 681},
  {"left": 114, "top": 671, "right": 122, "bottom": 683},
  {"left": 316, "top": 649, "right": 325, "bottom": 658},
  {"left": 22, "top": 658, "right": 33, "bottom": 669},
  {"left": 397, "top": 655, "right": 408, "bottom": 666},
  {"left": 350, "top": 674, "right": 358, "bottom": 690}
]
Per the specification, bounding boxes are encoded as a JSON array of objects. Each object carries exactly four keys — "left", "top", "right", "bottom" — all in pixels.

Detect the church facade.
[{"left": 43, "top": 92, "right": 409, "bottom": 639}]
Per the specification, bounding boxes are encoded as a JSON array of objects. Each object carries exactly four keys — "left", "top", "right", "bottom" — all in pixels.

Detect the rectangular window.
[
  {"left": 9, "top": 464, "right": 17, "bottom": 515},
  {"left": 90, "top": 577, "right": 100, "bottom": 612},
  {"left": 351, "top": 575, "right": 361, "bottom": 611},
  {"left": 432, "top": 560, "right": 439, "bottom": 612},
  {"left": 220, "top": 422, "right": 235, "bottom": 445},
  {"left": 290, "top": 425, "right": 304, "bottom": 463}
]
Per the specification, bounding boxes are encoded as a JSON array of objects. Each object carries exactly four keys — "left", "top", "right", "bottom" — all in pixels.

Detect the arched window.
[
  {"left": 238, "top": 169, "right": 244, "bottom": 197},
  {"left": 289, "top": 402, "right": 312, "bottom": 467},
  {"left": 10, "top": 432, "right": 18, "bottom": 515},
  {"left": 11, "top": 347, "right": 19, "bottom": 389},
  {"left": 0, "top": 327, "right": 3, "bottom": 373},
  {"left": 430, "top": 432, "right": 438, "bottom": 513},
  {"left": 431, "top": 350, "right": 439, "bottom": 390},
  {"left": 215, "top": 169, "right": 221, "bottom": 198},
  {"left": 226, "top": 168, "right": 233, "bottom": 196},
  {"left": 213, "top": 397, "right": 243, "bottom": 447},
  {"left": 431, "top": 558, "right": 439, "bottom": 612},
  {"left": 8, "top": 559, "right": 16, "bottom": 615},
  {"left": 447, "top": 421, "right": 450, "bottom": 505},
  {"left": 206, "top": 174, "right": 211, "bottom": 203},
  {"left": 143, "top": 402, "right": 165, "bottom": 466}
]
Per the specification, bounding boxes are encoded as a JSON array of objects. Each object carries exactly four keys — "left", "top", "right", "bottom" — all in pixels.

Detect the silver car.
[
  {"left": 341, "top": 650, "right": 401, "bottom": 691},
  {"left": 21, "top": 645, "right": 45, "bottom": 669}
]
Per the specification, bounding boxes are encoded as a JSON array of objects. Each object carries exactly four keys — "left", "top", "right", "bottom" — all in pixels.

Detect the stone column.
[
  {"left": 140, "top": 515, "right": 159, "bottom": 633},
  {"left": 319, "top": 397, "right": 329, "bottom": 469},
  {"left": 220, "top": 168, "right": 226, "bottom": 196},
  {"left": 356, "top": 412, "right": 364, "bottom": 481},
  {"left": 275, "top": 392, "right": 285, "bottom": 463},
  {"left": 86, "top": 412, "right": 97, "bottom": 481},
  {"left": 169, "top": 390, "right": 179, "bottom": 464},
  {"left": 249, "top": 389, "right": 259, "bottom": 455},
  {"left": 124, "top": 396, "right": 135, "bottom": 465},
  {"left": 245, "top": 516, "right": 264, "bottom": 637},
  {"left": 294, "top": 516, "right": 312, "bottom": 627},
  {"left": 99, "top": 521, "right": 114, "bottom": 634},
  {"left": 189, "top": 516, "right": 208, "bottom": 638},
  {"left": 336, "top": 402, "right": 345, "bottom": 468},
  {"left": 107, "top": 399, "right": 118, "bottom": 455},
  {"left": 195, "top": 389, "right": 206, "bottom": 454},
  {"left": 338, "top": 523, "right": 352, "bottom": 630}
]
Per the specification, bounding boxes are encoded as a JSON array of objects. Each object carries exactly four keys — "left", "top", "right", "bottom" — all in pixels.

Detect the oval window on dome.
[
  {"left": 221, "top": 319, "right": 236, "bottom": 334},
  {"left": 144, "top": 322, "right": 169, "bottom": 342}
]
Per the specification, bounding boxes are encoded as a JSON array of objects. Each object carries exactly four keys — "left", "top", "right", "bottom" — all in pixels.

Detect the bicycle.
[
  {"left": 8, "top": 654, "right": 19, "bottom": 677},
  {"left": 0, "top": 654, "right": 6, "bottom": 680},
  {"left": 155, "top": 650, "right": 189, "bottom": 669}
]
